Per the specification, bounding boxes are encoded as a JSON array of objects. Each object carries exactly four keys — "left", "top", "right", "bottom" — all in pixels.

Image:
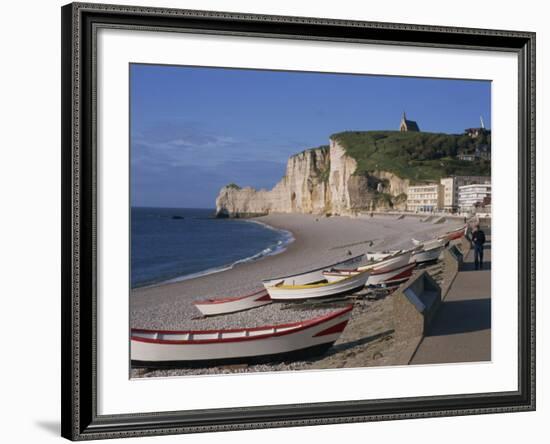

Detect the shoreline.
[
  {"left": 130, "top": 213, "right": 471, "bottom": 378},
  {"left": 134, "top": 219, "right": 295, "bottom": 290},
  {"left": 131, "top": 213, "right": 463, "bottom": 325}
]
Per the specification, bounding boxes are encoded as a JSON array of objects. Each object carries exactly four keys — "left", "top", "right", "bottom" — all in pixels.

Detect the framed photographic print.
[{"left": 61, "top": 2, "right": 536, "bottom": 440}]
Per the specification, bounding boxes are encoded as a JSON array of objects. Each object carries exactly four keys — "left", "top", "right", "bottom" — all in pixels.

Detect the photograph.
[
  {"left": 129, "top": 64, "right": 492, "bottom": 377},
  {"left": 57, "top": 1, "right": 537, "bottom": 439}
]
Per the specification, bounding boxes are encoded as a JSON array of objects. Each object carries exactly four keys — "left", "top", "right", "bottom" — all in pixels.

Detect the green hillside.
[{"left": 332, "top": 130, "right": 490, "bottom": 182}]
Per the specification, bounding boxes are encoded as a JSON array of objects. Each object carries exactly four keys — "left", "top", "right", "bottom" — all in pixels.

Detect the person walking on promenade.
[{"left": 471, "top": 225, "right": 486, "bottom": 270}]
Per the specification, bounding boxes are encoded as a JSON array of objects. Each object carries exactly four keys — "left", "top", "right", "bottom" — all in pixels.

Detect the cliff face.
[
  {"left": 215, "top": 147, "right": 331, "bottom": 217},
  {"left": 215, "top": 138, "right": 404, "bottom": 217},
  {"left": 373, "top": 170, "right": 409, "bottom": 197}
]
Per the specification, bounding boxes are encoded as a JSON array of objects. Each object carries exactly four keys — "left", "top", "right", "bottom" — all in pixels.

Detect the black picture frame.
[{"left": 61, "top": 2, "right": 536, "bottom": 440}]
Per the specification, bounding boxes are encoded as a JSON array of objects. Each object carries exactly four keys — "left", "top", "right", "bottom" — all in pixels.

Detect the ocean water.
[{"left": 131, "top": 208, "right": 293, "bottom": 288}]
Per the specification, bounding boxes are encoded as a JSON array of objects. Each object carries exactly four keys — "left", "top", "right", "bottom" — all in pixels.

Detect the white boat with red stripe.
[
  {"left": 323, "top": 262, "right": 416, "bottom": 286},
  {"left": 365, "top": 247, "right": 422, "bottom": 263},
  {"left": 131, "top": 305, "right": 353, "bottom": 367},
  {"left": 371, "top": 237, "right": 446, "bottom": 265},
  {"left": 410, "top": 244, "right": 444, "bottom": 264},
  {"left": 262, "top": 254, "right": 364, "bottom": 287},
  {"left": 358, "top": 250, "right": 412, "bottom": 272},
  {"left": 366, "top": 249, "right": 404, "bottom": 262},
  {"left": 438, "top": 225, "right": 467, "bottom": 242},
  {"left": 193, "top": 288, "right": 272, "bottom": 316},
  {"left": 411, "top": 237, "right": 447, "bottom": 250},
  {"left": 264, "top": 269, "right": 370, "bottom": 301}
]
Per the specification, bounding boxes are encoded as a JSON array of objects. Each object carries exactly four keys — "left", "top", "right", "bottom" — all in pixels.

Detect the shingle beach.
[{"left": 131, "top": 213, "right": 464, "bottom": 378}]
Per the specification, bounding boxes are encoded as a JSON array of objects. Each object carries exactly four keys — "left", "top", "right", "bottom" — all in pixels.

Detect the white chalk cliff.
[{"left": 215, "top": 137, "right": 409, "bottom": 217}]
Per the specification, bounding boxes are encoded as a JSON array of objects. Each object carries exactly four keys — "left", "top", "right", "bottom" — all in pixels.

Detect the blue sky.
[{"left": 130, "top": 64, "right": 491, "bottom": 208}]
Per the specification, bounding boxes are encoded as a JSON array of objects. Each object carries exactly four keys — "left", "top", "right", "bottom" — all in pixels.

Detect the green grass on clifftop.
[{"left": 332, "top": 130, "right": 491, "bottom": 182}]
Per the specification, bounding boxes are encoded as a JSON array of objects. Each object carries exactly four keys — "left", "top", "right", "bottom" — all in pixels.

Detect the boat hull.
[
  {"left": 420, "top": 238, "right": 447, "bottom": 250},
  {"left": 439, "top": 226, "right": 466, "bottom": 242},
  {"left": 357, "top": 251, "right": 411, "bottom": 272},
  {"left": 365, "top": 250, "right": 401, "bottom": 261},
  {"left": 132, "top": 342, "right": 334, "bottom": 368},
  {"left": 131, "top": 306, "right": 353, "bottom": 366},
  {"left": 410, "top": 246, "right": 444, "bottom": 264},
  {"left": 368, "top": 262, "right": 416, "bottom": 286},
  {"left": 262, "top": 254, "right": 364, "bottom": 287},
  {"left": 323, "top": 271, "right": 358, "bottom": 283},
  {"left": 194, "top": 289, "right": 272, "bottom": 316},
  {"left": 325, "top": 262, "right": 416, "bottom": 286},
  {"left": 265, "top": 270, "right": 370, "bottom": 301}
]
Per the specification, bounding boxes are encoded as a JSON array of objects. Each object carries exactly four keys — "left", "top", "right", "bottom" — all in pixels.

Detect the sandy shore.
[{"left": 130, "top": 213, "right": 464, "bottom": 378}]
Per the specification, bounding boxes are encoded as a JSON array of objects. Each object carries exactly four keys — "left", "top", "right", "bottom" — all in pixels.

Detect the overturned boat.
[
  {"left": 131, "top": 305, "right": 353, "bottom": 367},
  {"left": 265, "top": 269, "right": 370, "bottom": 301},
  {"left": 193, "top": 288, "right": 272, "bottom": 316},
  {"left": 262, "top": 254, "right": 364, "bottom": 287}
]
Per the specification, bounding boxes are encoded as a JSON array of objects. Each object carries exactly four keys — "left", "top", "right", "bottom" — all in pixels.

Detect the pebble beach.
[{"left": 130, "top": 213, "right": 464, "bottom": 378}]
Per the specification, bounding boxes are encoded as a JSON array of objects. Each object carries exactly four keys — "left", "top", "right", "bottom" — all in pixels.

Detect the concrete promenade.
[{"left": 410, "top": 239, "right": 491, "bottom": 365}]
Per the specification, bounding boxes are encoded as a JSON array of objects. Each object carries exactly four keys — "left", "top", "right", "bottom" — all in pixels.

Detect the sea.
[{"left": 131, "top": 207, "right": 294, "bottom": 289}]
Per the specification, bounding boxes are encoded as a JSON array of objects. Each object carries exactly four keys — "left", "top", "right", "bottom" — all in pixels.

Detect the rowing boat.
[
  {"left": 262, "top": 254, "right": 364, "bottom": 287},
  {"left": 365, "top": 249, "right": 404, "bottom": 262},
  {"left": 358, "top": 250, "right": 411, "bottom": 272},
  {"left": 265, "top": 270, "right": 370, "bottom": 301},
  {"left": 410, "top": 237, "right": 448, "bottom": 263},
  {"left": 193, "top": 289, "right": 272, "bottom": 316},
  {"left": 365, "top": 246, "right": 426, "bottom": 262},
  {"left": 367, "top": 262, "right": 416, "bottom": 285},
  {"left": 131, "top": 305, "right": 353, "bottom": 367},
  {"left": 411, "top": 237, "right": 447, "bottom": 249},
  {"left": 323, "top": 262, "right": 416, "bottom": 286},
  {"left": 438, "top": 225, "right": 467, "bottom": 242},
  {"left": 410, "top": 244, "right": 444, "bottom": 264},
  {"left": 365, "top": 244, "right": 441, "bottom": 265}
]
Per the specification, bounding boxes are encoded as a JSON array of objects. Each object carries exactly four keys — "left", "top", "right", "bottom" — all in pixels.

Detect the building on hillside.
[
  {"left": 406, "top": 184, "right": 443, "bottom": 212},
  {"left": 440, "top": 176, "right": 491, "bottom": 212},
  {"left": 465, "top": 128, "right": 485, "bottom": 138},
  {"left": 457, "top": 153, "right": 477, "bottom": 162},
  {"left": 457, "top": 145, "right": 491, "bottom": 162},
  {"left": 465, "top": 116, "right": 491, "bottom": 139},
  {"left": 399, "top": 112, "right": 420, "bottom": 132},
  {"left": 475, "top": 144, "right": 491, "bottom": 160},
  {"left": 458, "top": 183, "right": 492, "bottom": 212}
]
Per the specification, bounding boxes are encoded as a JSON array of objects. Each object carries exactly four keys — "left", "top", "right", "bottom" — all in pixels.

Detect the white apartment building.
[
  {"left": 458, "top": 183, "right": 492, "bottom": 211},
  {"left": 406, "top": 184, "right": 444, "bottom": 212},
  {"left": 440, "top": 176, "right": 491, "bottom": 212}
]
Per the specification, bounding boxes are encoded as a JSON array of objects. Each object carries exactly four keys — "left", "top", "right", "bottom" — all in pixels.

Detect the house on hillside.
[
  {"left": 457, "top": 145, "right": 491, "bottom": 162},
  {"left": 457, "top": 153, "right": 477, "bottom": 162},
  {"left": 465, "top": 116, "right": 491, "bottom": 139}
]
